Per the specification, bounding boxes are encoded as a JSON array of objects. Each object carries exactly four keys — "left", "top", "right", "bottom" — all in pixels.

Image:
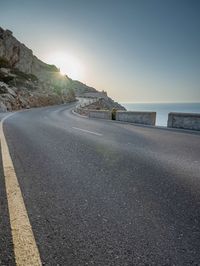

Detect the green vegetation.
[
  {"left": 53, "top": 86, "right": 75, "bottom": 102},
  {"left": 11, "top": 68, "right": 38, "bottom": 81},
  {"left": 0, "top": 57, "right": 10, "bottom": 68},
  {"left": 111, "top": 108, "right": 117, "bottom": 120},
  {"left": 45, "top": 64, "right": 59, "bottom": 72},
  {"left": 53, "top": 85, "right": 62, "bottom": 96},
  {"left": 66, "top": 87, "right": 75, "bottom": 99},
  {"left": 1, "top": 75, "right": 14, "bottom": 83}
]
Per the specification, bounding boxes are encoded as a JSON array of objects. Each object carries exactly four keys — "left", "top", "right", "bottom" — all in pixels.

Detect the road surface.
[{"left": 0, "top": 103, "right": 200, "bottom": 265}]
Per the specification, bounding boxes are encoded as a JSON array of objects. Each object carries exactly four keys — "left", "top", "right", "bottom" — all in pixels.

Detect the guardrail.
[
  {"left": 116, "top": 111, "right": 156, "bottom": 126},
  {"left": 85, "top": 109, "right": 200, "bottom": 131},
  {"left": 167, "top": 113, "right": 200, "bottom": 131},
  {"left": 89, "top": 110, "right": 112, "bottom": 120}
]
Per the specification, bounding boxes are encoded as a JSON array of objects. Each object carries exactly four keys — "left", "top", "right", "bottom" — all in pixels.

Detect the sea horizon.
[{"left": 121, "top": 101, "right": 200, "bottom": 104}]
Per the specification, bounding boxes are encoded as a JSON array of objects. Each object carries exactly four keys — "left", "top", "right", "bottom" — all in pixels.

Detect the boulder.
[{"left": 0, "top": 84, "right": 8, "bottom": 93}]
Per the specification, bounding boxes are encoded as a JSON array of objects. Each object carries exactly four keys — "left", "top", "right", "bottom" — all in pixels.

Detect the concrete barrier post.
[
  {"left": 167, "top": 113, "right": 200, "bottom": 131},
  {"left": 89, "top": 110, "right": 112, "bottom": 120},
  {"left": 116, "top": 111, "right": 156, "bottom": 126}
]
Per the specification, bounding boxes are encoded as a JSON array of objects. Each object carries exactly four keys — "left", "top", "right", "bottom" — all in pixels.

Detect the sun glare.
[{"left": 47, "top": 52, "right": 84, "bottom": 80}]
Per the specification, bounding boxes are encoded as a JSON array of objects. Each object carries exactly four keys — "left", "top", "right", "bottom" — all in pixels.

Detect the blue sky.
[{"left": 1, "top": 0, "right": 200, "bottom": 102}]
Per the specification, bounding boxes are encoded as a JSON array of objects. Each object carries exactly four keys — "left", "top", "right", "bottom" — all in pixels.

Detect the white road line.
[
  {"left": 0, "top": 113, "right": 42, "bottom": 266},
  {"left": 72, "top": 127, "right": 102, "bottom": 136}
]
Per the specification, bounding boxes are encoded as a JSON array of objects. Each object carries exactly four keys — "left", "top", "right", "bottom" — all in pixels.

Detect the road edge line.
[{"left": 0, "top": 113, "right": 42, "bottom": 266}]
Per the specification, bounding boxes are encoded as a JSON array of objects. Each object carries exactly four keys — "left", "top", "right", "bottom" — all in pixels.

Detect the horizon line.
[{"left": 120, "top": 101, "right": 200, "bottom": 104}]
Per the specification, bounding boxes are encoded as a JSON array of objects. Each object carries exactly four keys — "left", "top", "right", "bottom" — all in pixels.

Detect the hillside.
[{"left": 0, "top": 27, "right": 124, "bottom": 112}]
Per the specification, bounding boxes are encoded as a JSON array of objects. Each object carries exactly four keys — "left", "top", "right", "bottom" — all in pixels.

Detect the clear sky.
[{"left": 1, "top": 0, "right": 200, "bottom": 103}]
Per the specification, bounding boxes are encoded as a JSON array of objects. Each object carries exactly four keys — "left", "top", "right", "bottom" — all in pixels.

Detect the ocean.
[{"left": 121, "top": 102, "right": 200, "bottom": 127}]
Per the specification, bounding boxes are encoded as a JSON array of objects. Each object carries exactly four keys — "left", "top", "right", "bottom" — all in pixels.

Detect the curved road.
[{"left": 1, "top": 103, "right": 200, "bottom": 265}]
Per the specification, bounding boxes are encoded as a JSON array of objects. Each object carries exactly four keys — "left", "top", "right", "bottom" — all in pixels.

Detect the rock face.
[
  {"left": 0, "top": 27, "right": 77, "bottom": 111},
  {"left": 87, "top": 97, "right": 126, "bottom": 111},
  {"left": 69, "top": 79, "right": 97, "bottom": 95},
  {"left": 0, "top": 27, "right": 125, "bottom": 112},
  {"left": 0, "top": 80, "right": 75, "bottom": 112},
  {"left": 0, "top": 27, "right": 70, "bottom": 86},
  {"left": 75, "top": 95, "right": 126, "bottom": 116}
]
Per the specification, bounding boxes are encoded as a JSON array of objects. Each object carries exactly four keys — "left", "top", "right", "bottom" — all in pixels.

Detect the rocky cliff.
[
  {"left": 0, "top": 27, "right": 78, "bottom": 111},
  {"left": 0, "top": 27, "right": 125, "bottom": 112},
  {"left": 0, "top": 27, "right": 72, "bottom": 87}
]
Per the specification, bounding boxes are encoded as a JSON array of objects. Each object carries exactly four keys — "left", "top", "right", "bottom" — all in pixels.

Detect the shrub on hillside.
[
  {"left": 0, "top": 57, "right": 10, "bottom": 68},
  {"left": 11, "top": 68, "right": 38, "bottom": 81}
]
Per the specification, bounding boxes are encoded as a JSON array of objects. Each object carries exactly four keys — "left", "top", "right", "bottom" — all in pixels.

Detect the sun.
[{"left": 46, "top": 52, "right": 84, "bottom": 80}]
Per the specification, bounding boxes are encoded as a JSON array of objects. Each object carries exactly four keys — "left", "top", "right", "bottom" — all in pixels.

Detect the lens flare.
[{"left": 46, "top": 52, "right": 84, "bottom": 80}]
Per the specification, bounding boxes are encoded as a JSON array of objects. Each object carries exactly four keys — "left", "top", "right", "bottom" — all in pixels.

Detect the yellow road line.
[{"left": 0, "top": 115, "right": 42, "bottom": 266}]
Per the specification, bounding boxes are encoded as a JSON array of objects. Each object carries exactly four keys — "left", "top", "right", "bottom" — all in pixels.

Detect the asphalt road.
[{"left": 0, "top": 103, "right": 200, "bottom": 265}]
